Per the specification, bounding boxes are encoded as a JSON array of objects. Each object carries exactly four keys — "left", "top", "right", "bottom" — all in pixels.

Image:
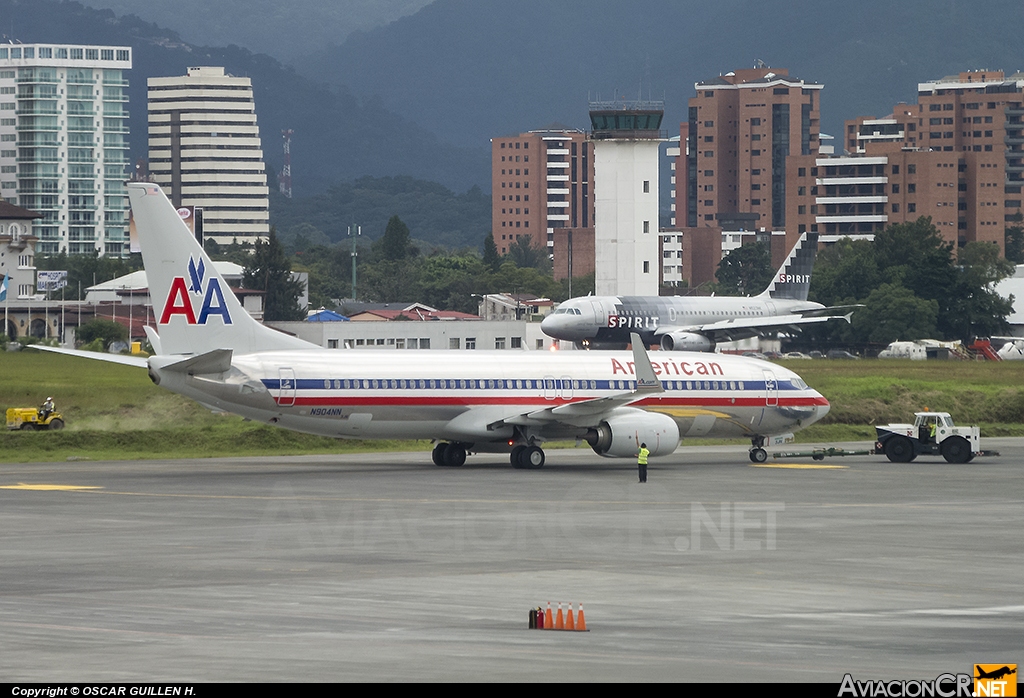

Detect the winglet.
[{"left": 630, "top": 333, "right": 663, "bottom": 393}]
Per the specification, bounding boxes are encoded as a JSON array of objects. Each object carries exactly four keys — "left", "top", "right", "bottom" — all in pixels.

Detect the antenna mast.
[{"left": 278, "top": 129, "right": 293, "bottom": 198}]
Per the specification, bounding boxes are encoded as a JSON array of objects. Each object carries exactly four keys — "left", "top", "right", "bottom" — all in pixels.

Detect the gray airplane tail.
[{"left": 758, "top": 232, "right": 818, "bottom": 301}]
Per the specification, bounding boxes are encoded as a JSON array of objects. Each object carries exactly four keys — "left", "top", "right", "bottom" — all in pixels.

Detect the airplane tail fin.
[
  {"left": 128, "top": 182, "right": 314, "bottom": 356},
  {"left": 758, "top": 232, "right": 818, "bottom": 301}
]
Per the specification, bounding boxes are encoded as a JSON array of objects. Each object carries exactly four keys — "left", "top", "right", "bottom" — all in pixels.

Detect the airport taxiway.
[{"left": 1, "top": 440, "right": 1021, "bottom": 682}]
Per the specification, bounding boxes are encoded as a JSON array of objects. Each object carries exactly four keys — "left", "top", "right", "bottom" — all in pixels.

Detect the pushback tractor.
[{"left": 874, "top": 412, "right": 979, "bottom": 464}]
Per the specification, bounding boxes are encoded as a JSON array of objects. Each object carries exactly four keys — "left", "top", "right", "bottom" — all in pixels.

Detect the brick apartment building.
[
  {"left": 490, "top": 128, "right": 595, "bottom": 257},
  {"left": 787, "top": 70, "right": 1024, "bottom": 253},
  {"left": 677, "top": 67, "right": 823, "bottom": 238}
]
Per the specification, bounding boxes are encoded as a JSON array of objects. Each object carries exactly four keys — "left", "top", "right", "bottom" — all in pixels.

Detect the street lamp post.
[{"left": 348, "top": 224, "right": 361, "bottom": 300}]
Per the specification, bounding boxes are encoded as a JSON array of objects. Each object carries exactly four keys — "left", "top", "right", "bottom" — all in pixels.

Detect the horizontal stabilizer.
[
  {"left": 29, "top": 344, "right": 149, "bottom": 368},
  {"left": 161, "top": 349, "right": 233, "bottom": 375}
]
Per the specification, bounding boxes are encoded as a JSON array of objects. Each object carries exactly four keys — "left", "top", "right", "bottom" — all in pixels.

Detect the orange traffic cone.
[
  {"left": 555, "top": 602, "right": 564, "bottom": 630},
  {"left": 544, "top": 602, "right": 553, "bottom": 630},
  {"left": 565, "top": 602, "right": 575, "bottom": 630},
  {"left": 576, "top": 603, "right": 587, "bottom": 631}
]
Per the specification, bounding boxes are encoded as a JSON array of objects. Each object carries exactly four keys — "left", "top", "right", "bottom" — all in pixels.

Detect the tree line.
[
  {"left": 715, "top": 217, "right": 1017, "bottom": 351},
  {"left": 32, "top": 213, "right": 1018, "bottom": 339}
]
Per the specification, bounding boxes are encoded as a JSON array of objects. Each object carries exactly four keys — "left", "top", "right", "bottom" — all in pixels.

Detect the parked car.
[
  {"left": 827, "top": 349, "right": 860, "bottom": 360},
  {"left": 783, "top": 351, "right": 812, "bottom": 359}
]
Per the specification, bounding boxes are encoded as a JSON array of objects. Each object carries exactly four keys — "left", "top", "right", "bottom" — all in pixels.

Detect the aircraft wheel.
[
  {"left": 443, "top": 443, "right": 467, "bottom": 467},
  {"left": 432, "top": 442, "right": 447, "bottom": 466},
  {"left": 884, "top": 436, "right": 915, "bottom": 463},
  {"left": 519, "top": 445, "right": 545, "bottom": 469},
  {"left": 940, "top": 436, "right": 971, "bottom": 464},
  {"left": 749, "top": 448, "right": 768, "bottom": 463},
  {"left": 510, "top": 445, "right": 526, "bottom": 467}
]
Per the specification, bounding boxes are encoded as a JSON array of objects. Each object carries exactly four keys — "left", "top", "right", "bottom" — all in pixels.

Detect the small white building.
[
  {"left": 1, "top": 200, "right": 40, "bottom": 302},
  {"left": 267, "top": 318, "right": 560, "bottom": 352},
  {"left": 476, "top": 293, "right": 553, "bottom": 321},
  {"left": 994, "top": 264, "right": 1024, "bottom": 338}
]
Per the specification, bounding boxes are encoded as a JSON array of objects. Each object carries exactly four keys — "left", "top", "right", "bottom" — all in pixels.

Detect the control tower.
[{"left": 589, "top": 100, "right": 664, "bottom": 296}]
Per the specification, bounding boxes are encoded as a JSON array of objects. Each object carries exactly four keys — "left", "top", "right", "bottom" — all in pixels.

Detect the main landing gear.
[
  {"left": 748, "top": 435, "right": 768, "bottom": 464},
  {"left": 432, "top": 442, "right": 467, "bottom": 467},
  {"left": 510, "top": 444, "right": 545, "bottom": 469},
  {"left": 431, "top": 441, "right": 547, "bottom": 469}
]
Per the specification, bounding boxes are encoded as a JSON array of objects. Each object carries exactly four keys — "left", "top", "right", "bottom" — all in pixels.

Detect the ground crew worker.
[
  {"left": 929, "top": 420, "right": 937, "bottom": 442},
  {"left": 637, "top": 442, "right": 650, "bottom": 483},
  {"left": 40, "top": 396, "right": 55, "bottom": 421}
]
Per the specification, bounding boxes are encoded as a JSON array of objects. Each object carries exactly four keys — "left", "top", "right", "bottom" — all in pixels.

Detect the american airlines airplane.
[
  {"left": 39, "top": 183, "right": 830, "bottom": 467},
  {"left": 541, "top": 232, "right": 855, "bottom": 351}
]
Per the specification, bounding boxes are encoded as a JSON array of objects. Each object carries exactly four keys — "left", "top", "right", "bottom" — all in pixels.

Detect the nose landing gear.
[{"left": 748, "top": 435, "right": 768, "bottom": 463}]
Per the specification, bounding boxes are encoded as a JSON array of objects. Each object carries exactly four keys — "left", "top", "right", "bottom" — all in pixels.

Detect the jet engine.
[
  {"left": 659, "top": 331, "right": 714, "bottom": 352},
  {"left": 584, "top": 409, "right": 680, "bottom": 458}
]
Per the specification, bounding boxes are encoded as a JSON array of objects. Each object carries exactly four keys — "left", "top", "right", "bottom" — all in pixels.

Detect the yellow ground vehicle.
[{"left": 6, "top": 407, "right": 65, "bottom": 431}]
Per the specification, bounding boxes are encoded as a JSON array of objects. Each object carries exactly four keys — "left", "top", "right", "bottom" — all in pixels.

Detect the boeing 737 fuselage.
[{"left": 37, "top": 183, "right": 831, "bottom": 468}]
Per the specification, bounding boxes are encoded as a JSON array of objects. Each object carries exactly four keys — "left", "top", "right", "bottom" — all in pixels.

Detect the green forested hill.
[
  {"left": 268, "top": 176, "right": 491, "bottom": 251},
  {"left": 307, "top": 0, "right": 1024, "bottom": 147}
]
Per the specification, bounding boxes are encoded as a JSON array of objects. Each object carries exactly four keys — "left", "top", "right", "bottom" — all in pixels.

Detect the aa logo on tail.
[{"left": 159, "top": 256, "right": 233, "bottom": 325}]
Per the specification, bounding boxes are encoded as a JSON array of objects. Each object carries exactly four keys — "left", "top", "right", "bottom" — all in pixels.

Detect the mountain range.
[
  {"left": 305, "top": 0, "right": 1024, "bottom": 148},
  {"left": 6, "top": 0, "right": 1024, "bottom": 203}
]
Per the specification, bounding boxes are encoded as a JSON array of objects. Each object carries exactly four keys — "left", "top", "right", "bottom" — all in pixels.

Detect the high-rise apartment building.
[
  {"left": 679, "top": 67, "right": 823, "bottom": 236},
  {"left": 0, "top": 43, "right": 132, "bottom": 256},
  {"left": 148, "top": 67, "right": 269, "bottom": 247},
  {"left": 788, "top": 70, "right": 1024, "bottom": 252},
  {"left": 491, "top": 128, "right": 594, "bottom": 256}
]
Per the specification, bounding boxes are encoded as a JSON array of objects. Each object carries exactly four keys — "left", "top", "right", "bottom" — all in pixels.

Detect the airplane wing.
[
  {"left": 795, "top": 303, "right": 864, "bottom": 318},
  {"left": 653, "top": 312, "right": 847, "bottom": 343},
  {"left": 487, "top": 333, "right": 664, "bottom": 429}
]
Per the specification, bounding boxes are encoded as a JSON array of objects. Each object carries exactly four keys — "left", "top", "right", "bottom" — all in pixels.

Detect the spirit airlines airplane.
[
  {"left": 39, "top": 182, "right": 830, "bottom": 467},
  {"left": 541, "top": 232, "right": 855, "bottom": 351}
]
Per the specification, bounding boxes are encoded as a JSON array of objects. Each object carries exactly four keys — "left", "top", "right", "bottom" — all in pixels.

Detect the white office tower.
[
  {"left": 0, "top": 44, "right": 132, "bottom": 256},
  {"left": 148, "top": 67, "right": 269, "bottom": 247},
  {"left": 590, "top": 101, "right": 664, "bottom": 296}
]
